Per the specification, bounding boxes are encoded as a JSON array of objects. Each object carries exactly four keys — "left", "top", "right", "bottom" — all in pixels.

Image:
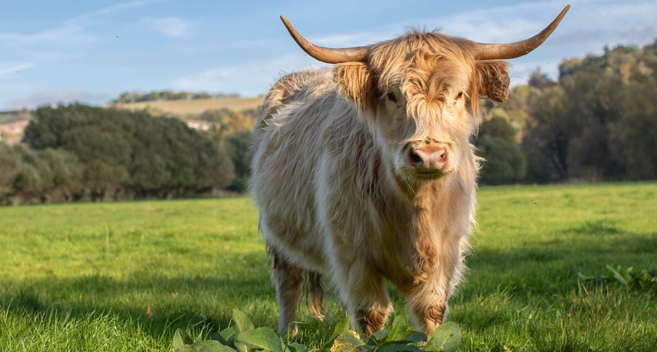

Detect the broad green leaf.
[
  {"left": 376, "top": 342, "right": 423, "bottom": 352},
  {"left": 426, "top": 322, "right": 461, "bottom": 352},
  {"left": 236, "top": 327, "right": 284, "bottom": 352},
  {"left": 386, "top": 316, "right": 406, "bottom": 342},
  {"left": 402, "top": 332, "right": 427, "bottom": 344},
  {"left": 173, "top": 329, "right": 189, "bottom": 351},
  {"left": 287, "top": 342, "right": 308, "bottom": 352},
  {"left": 332, "top": 315, "right": 351, "bottom": 338},
  {"left": 330, "top": 330, "right": 364, "bottom": 352},
  {"left": 232, "top": 309, "right": 255, "bottom": 352},
  {"left": 232, "top": 309, "right": 255, "bottom": 334},
  {"left": 325, "top": 315, "right": 351, "bottom": 349},
  {"left": 367, "top": 330, "right": 389, "bottom": 346},
  {"left": 576, "top": 272, "right": 594, "bottom": 281},
  {"left": 188, "top": 340, "right": 235, "bottom": 352},
  {"left": 606, "top": 264, "right": 629, "bottom": 285},
  {"left": 211, "top": 333, "right": 225, "bottom": 345},
  {"left": 234, "top": 342, "right": 248, "bottom": 352},
  {"left": 220, "top": 326, "right": 235, "bottom": 342}
]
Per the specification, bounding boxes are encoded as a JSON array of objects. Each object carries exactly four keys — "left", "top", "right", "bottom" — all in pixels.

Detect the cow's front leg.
[
  {"left": 408, "top": 235, "right": 466, "bottom": 336},
  {"left": 331, "top": 248, "right": 392, "bottom": 337},
  {"left": 408, "top": 278, "right": 448, "bottom": 336}
]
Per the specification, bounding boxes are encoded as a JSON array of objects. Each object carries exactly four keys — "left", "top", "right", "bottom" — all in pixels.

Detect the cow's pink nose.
[{"left": 409, "top": 146, "right": 448, "bottom": 171}]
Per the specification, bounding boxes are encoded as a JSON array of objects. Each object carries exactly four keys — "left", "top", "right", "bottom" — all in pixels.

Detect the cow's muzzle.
[{"left": 407, "top": 144, "right": 450, "bottom": 178}]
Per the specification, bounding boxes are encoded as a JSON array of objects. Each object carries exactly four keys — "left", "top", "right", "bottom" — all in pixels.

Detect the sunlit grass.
[{"left": 1, "top": 183, "right": 656, "bottom": 351}]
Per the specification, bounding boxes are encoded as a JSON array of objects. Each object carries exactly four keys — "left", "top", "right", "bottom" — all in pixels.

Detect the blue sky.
[{"left": 1, "top": 0, "right": 656, "bottom": 110}]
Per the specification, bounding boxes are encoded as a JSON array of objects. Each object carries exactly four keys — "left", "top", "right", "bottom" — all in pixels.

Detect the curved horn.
[
  {"left": 280, "top": 16, "right": 369, "bottom": 64},
  {"left": 472, "top": 5, "right": 570, "bottom": 60}
]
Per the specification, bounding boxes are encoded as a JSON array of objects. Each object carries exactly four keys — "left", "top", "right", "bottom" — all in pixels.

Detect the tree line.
[
  {"left": 0, "top": 104, "right": 251, "bottom": 205},
  {"left": 1, "top": 40, "right": 655, "bottom": 205},
  {"left": 475, "top": 39, "right": 657, "bottom": 184},
  {"left": 111, "top": 90, "right": 241, "bottom": 104}
]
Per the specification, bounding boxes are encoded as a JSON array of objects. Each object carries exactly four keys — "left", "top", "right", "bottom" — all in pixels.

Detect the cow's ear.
[
  {"left": 334, "top": 63, "right": 377, "bottom": 112},
  {"left": 475, "top": 61, "right": 510, "bottom": 103}
]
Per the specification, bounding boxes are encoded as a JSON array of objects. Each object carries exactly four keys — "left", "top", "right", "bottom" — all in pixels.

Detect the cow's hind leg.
[
  {"left": 270, "top": 246, "right": 304, "bottom": 335},
  {"left": 306, "top": 271, "right": 326, "bottom": 322}
]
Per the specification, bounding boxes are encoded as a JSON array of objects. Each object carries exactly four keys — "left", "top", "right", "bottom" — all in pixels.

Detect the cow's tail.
[{"left": 304, "top": 270, "right": 325, "bottom": 322}]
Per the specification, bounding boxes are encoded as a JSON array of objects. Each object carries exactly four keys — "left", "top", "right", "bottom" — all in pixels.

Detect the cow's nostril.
[
  {"left": 437, "top": 149, "right": 447, "bottom": 162},
  {"left": 409, "top": 149, "right": 423, "bottom": 165}
]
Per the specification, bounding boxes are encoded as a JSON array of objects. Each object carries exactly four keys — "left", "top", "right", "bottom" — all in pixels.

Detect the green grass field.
[{"left": 1, "top": 183, "right": 656, "bottom": 351}]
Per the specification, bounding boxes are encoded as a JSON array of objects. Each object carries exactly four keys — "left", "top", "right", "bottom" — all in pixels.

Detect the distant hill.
[
  {"left": 111, "top": 90, "right": 242, "bottom": 104},
  {"left": 109, "top": 97, "right": 263, "bottom": 118},
  {"left": 0, "top": 108, "right": 30, "bottom": 124},
  {"left": 0, "top": 109, "right": 30, "bottom": 144},
  {"left": 1, "top": 96, "right": 265, "bottom": 145}
]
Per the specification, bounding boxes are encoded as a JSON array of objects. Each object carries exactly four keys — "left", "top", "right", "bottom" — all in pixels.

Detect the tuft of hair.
[
  {"left": 364, "top": 29, "right": 512, "bottom": 129},
  {"left": 334, "top": 62, "right": 377, "bottom": 113},
  {"left": 266, "top": 243, "right": 326, "bottom": 322},
  {"left": 475, "top": 60, "right": 510, "bottom": 103},
  {"left": 303, "top": 270, "right": 326, "bottom": 321}
]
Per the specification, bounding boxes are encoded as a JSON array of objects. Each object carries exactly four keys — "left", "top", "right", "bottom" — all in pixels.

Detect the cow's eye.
[
  {"left": 386, "top": 92, "right": 397, "bottom": 103},
  {"left": 455, "top": 91, "right": 464, "bottom": 100}
]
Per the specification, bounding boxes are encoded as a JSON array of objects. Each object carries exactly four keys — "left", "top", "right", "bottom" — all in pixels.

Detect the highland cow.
[{"left": 250, "top": 6, "right": 569, "bottom": 336}]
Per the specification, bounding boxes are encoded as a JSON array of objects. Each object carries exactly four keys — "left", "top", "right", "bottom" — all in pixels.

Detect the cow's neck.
[
  {"left": 371, "top": 151, "right": 474, "bottom": 290},
  {"left": 407, "top": 169, "right": 473, "bottom": 283}
]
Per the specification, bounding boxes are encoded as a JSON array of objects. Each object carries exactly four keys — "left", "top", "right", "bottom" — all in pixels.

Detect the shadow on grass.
[
  {"left": 0, "top": 252, "right": 275, "bottom": 341},
  {"left": 468, "top": 223, "right": 657, "bottom": 272},
  {"left": 461, "top": 223, "right": 657, "bottom": 304},
  {"left": 452, "top": 223, "right": 657, "bottom": 346}
]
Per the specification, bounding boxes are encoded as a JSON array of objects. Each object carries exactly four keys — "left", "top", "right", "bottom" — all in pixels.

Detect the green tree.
[
  {"left": 23, "top": 104, "right": 236, "bottom": 200},
  {"left": 523, "top": 84, "right": 571, "bottom": 180},
  {"left": 225, "top": 129, "right": 253, "bottom": 192},
  {"left": 11, "top": 144, "right": 54, "bottom": 201},
  {"left": 0, "top": 144, "right": 21, "bottom": 202},
  {"left": 475, "top": 116, "right": 526, "bottom": 184},
  {"left": 609, "top": 60, "right": 657, "bottom": 179},
  {"left": 38, "top": 148, "right": 83, "bottom": 201}
]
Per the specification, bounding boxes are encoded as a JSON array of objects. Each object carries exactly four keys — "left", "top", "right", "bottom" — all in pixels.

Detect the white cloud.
[
  {"left": 622, "top": 22, "right": 657, "bottom": 43},
  {"left": 0, "top": 63, "right": 34, "bottom": 76},
  {"left": 275, "top": 1, "right": 657, "bottom": 85},
  {"left": 70, "top": 0, "right": 164, "bottom": 24},
  {"left": 5, "top": 91, "right": 110, "bottom": 110},
  {"left": 428, "top": 1, "right": 657, "bottom": 52},
  {"left": 173, "top": 55, "right": 325, "bottom": 96},
  {"left": 143, "top": 17, "right": 193, "bottom": 38},
  {"left": 0, "top": 22, "right": 95, "bottom": 48}
]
